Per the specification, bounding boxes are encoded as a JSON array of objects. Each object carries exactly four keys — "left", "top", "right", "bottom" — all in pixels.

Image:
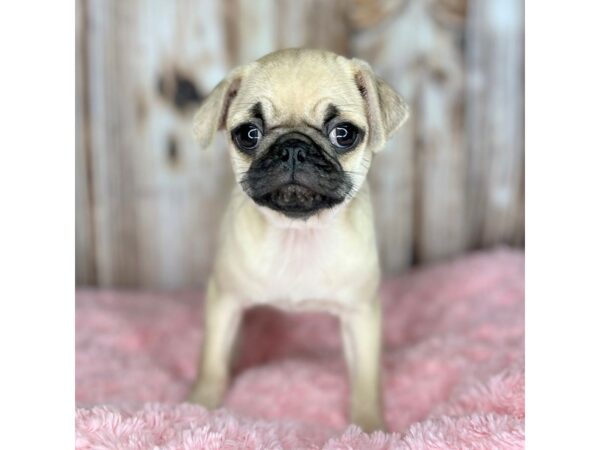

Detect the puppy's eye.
[
  {"left": 232, "top": 123, "right": 262, "bottom": 152},
  {"left": 328, "top": 123, "right": 360, "bottom": 151}
]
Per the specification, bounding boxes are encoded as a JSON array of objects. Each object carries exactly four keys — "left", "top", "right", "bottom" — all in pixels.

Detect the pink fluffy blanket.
[{"left": 76, "top": 249, "right": 524, "bottom": 449}]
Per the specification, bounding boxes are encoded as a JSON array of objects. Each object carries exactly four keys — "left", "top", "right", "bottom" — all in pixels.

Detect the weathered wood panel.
[
  {"left": 84, "top": 0, "right": 141, "bottom": 286},
  {"left": 231, "top": 0, "right": 349, "bottom": 64},
  {"left": 75, "top": 0, "right": 96, "bottom": 285},
  {"left": 351, "top": 0, "right": 469, "bottom": 268},
  {"left": 83, "top": 0, "right": 232, "bottom": 288},
  {"left": 77, "top": 0, "right": 357, "bottom": 288},
  {"left": 76, "top": 0, "right": 525, "bottom": 288},
  {"left": 410, "top": 0, "right": 469, "bottom": 263},
  {"left": 349, "top": 0, "right": 416, "bottom": 272},
  {"left": 465, "top": 0, "right": 524, "bottom": 247}
]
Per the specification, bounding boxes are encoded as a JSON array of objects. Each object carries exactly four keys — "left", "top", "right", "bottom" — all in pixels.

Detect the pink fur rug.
[{"left": 76, "top": 249, "right": 524, "bottom": 449}]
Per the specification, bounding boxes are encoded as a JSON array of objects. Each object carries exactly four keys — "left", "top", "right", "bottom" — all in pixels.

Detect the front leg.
[
  {"left": 188, "top": 279, "right": 242, "bottom": 409},
  {"left": 340, "top": 298, "right": 385, "bottom": 432}
]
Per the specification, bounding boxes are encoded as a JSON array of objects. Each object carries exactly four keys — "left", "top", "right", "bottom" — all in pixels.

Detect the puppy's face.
[{"left": 194, "top": 49, "right": 409, "bottom": 220}]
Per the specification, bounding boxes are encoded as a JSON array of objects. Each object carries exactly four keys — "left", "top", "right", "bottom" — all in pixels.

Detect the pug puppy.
[{"left": 188, "top": 48, "right": 408, "bottom": 432}]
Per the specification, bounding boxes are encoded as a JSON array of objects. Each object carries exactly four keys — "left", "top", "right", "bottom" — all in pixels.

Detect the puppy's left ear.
[
  {"left": 192, "top": 66, "right": 247, "bottom": 149},
  {"left": 351, "top": 59, "right": 410, "bottom": 152}
]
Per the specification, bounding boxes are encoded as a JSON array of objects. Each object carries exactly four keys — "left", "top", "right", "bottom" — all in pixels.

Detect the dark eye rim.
[
  {"left": 328, "top": 122, "right": 363, "bottom": 152},
  {"left": 231, "top": 122, "right": 263, "bottom": 152}
]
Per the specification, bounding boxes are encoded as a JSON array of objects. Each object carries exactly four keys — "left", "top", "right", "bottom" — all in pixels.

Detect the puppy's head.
[{"left": 193, "top": 49, "right": 409, "bottom": 220}]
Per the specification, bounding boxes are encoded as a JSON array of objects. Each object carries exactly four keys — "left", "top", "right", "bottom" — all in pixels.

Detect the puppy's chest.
[{"left": 235, "top": 228, "right": 368, "bottom": 310}]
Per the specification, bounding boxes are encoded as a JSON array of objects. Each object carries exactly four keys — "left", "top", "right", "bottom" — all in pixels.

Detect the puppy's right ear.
[
  {"left": 192, "top": 68, "right": 245, "bottom": 149},
  {"left": 351, "top": 58, "right": 409, "bottom": 153}
]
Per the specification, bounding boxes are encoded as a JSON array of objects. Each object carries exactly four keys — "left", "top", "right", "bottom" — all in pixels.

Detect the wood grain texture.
[
  {"left": 83, "top": 0, "right": 233, "bottom": 288},
  {"left": 76, "top": 0, "right": 96, "bottom": 285},
  {"left": 85, "top": 0, "right": 141, "bottom": 286},
  {"left": 351, "top": 0, "right": 469, "bottom": 269},
  {"left": 230, "top": 0, "right": 349, "bottom": 64},
  {"left": 349, "top": 1, "right": 414, "bottom": 273},
  {"left": 76, "top": 0, "right": 524, "bottom": 288},
  {"left": 409, "top": 0, "right": 469, "bottom": 263},
  {"left": 465, "top": 0, "right": 524, "bottom": 247}
]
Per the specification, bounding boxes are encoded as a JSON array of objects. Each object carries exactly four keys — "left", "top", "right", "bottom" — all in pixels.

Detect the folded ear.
[
  {"left": 352, "top": 59, "right": 410, "bottom": 152},
  {"left": 192, "top": 67, "right": 245, "bottom": 149}
]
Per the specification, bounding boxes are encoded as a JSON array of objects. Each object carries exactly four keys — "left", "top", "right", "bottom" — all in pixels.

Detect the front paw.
[
  {"left": 187, "top": 382, "right": 225, "bottom": 409},
  {"left": 352, "top": 411, "right": 387, "bottom": 433}
]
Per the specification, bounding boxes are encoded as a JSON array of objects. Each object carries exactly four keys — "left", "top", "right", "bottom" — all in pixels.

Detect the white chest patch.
[{"left": 226, "top": 224, "right": 376, "bottom": 313}]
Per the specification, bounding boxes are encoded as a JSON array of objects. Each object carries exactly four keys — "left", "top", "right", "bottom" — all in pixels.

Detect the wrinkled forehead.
[{"left": 227, "top": 59, "right": 366, "bottom": 129}]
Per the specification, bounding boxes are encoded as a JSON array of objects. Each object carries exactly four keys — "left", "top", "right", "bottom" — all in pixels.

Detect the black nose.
[{"left": 278, "top": 140, "right": 307, "bottom": 170}]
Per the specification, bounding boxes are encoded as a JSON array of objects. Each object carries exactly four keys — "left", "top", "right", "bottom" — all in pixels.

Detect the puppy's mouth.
[
  {"left": 253, "top": 183, "right": 344, "bottom": 218},
  {"left": 240, "top": 131, "right": 354, "bottom": 219}
]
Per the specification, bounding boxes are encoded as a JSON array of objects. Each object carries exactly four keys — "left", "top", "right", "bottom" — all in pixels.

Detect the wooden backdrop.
[{"left": 76, "top": 0, "right": 524, "bottom": 289}]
